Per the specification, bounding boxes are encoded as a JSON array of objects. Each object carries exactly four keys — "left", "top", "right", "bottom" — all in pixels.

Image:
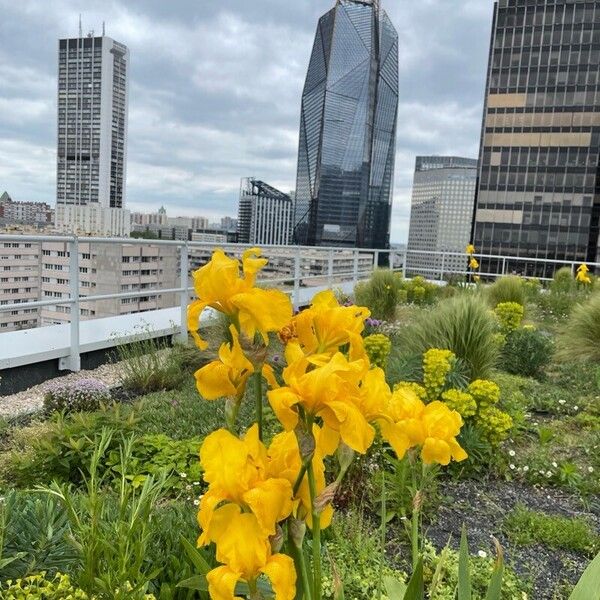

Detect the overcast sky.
[{"left": 0, "top": 0, "right": 494, "bottom": 243}]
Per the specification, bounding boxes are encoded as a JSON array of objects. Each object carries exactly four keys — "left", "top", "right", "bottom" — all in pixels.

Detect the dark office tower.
[
  {"left": 293, "top": 0, "right": 399, "bottom": 248},
  {"left": 473, "top": 1, "right": 600, "bottom": 276}
]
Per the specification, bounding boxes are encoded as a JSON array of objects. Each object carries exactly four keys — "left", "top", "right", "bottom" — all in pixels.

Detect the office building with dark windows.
[
  {"left": 473, "top": 0, "right": 600, "bottom": 277},
  {"left": 293, "top": 0, "right": 399, "bottom": 249},
  {"left": 237, "top": 178, "right": 294, "bottom": 246},
  {"left": 407, "top": 157, "right": 478, "bottom": 277},
  {"left": 56, "top": 30, "right": 130, "bottom": 235}
]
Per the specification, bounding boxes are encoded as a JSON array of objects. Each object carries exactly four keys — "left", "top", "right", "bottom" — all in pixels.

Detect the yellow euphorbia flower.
[
  {"left": 282, "top": 290, "right": 370, "bottom": 361},
  {"left": 465, "top": 244, "right": 476, "bottom": 255},
  {"left": 469, "top": 257, "right": 479, "bottom": 270},
  {"left": 187, "top": 248, "right": 292, "bottom": 350},
  {"left": 198, "top": 425, "right": 293, "bottom": 543},
  {"left": 267, "top": 352, "right": 375, "bottom": 454},
  {"left": 194, "top": 326, "right": 254, "bottom": 400},
  {"left": 205, "top": 508, "right": 296, "bottom": 600},
  {"left": 267, "top": 427, "right": 334, "bottom": 529}
]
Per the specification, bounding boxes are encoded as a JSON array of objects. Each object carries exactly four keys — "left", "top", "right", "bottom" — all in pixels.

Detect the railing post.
[
  {"left": 293, "top": 248, "right": 301, "bottom": 308},
  {"left": 176, "top": 243, "right": 189, "bottom": 344},
  {"left": 439, "top": 252, "right": 445, "bottom": 281},
  {"left": 373, "top": 249, "right": 379, "bottom": 271},
  {"left": 352, "top": 249, "right": 359, "bottom": 285},
  {"left": 502, "top": 256, "right": 507, "bottom": 277},
  {"left": 59, "top": 237, "right": 80, "bottom": 371},
  {"left": 327, "top": 249, "right": 334, "bottom": 287},
  {"left": 402, "top": 251, "right": 407, "bottom": 279}
]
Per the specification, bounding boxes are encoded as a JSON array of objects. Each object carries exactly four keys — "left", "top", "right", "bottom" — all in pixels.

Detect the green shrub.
[
  {"left": 493, "top": 301, "right": 524, "bottom": 332},
  {"left": 0, "top": 572, "right": 90, "bottom": 599},
  {"left": 363, "top": 333, "right": 392, "bottom": 368},
  {"left": 400, "top": 296, "right": 499, "bottom": 379},
  {"left": 43, "top": 378, "right": 111, "bottom": 414},
  {"left": 0, "top": 491, "right": 77, "bottom": 581},
  {"left": 486, "top": 276, "right": 526, "bottom": 307},
  {"left": 400, "top": 275, "right": 441, "bottom": 305},
  {"left": 550, "top": 266, "right": 576, "bottom": 294},
  {"left": 504, "top": 505, "right": 600, "bottom": 555},
  {"left": 557, "top": 293, "right": 600, "bottom": 364},
  {"left": 354, "top": 269, "right": 402, "bottom": 320},
  {"left": 500, "top": 327, "right": 553, "bottom": 377}
]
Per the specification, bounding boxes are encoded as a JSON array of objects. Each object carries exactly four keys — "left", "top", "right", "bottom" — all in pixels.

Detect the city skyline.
[{"left": 0, "top": 0, "right": 493, "bottom": 243}]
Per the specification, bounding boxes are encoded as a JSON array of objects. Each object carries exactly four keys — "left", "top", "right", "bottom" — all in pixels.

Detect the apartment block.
[{"left": 0, "top": 192, "right": 54, "bottom": 226}]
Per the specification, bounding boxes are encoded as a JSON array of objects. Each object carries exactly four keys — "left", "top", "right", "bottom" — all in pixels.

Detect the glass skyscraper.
[
  {"left": 293, "top": 0, "right": 399, "bottom": 249},
  {"left": 473, "top": 0, "right": 600, "bottom": 276}
]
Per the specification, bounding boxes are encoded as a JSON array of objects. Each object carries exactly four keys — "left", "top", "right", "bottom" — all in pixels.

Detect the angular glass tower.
[{"left": 293, "top": 0, "right": 398, "bottom": 248}]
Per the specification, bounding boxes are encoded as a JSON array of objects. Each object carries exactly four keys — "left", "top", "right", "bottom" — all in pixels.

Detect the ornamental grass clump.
[
  {"left": 353, "top": 268, "right": 402, "bottom": 320},
  {"left": 558, "top": 292, "right": 600, "bottom": 364},
  {"left": 486, "top": 276, "right": 526, "bottom": 308},
  {"left": 187, "top": 248, "right": 468, "bottom": 600},
  {"left": 43, "top": 378, "right": 111, "bottom": 414}
]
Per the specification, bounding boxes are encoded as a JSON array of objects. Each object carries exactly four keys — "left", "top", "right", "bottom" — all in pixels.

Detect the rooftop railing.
[{"left": 0, "top": 233, "right": 598, "bottom": 374}]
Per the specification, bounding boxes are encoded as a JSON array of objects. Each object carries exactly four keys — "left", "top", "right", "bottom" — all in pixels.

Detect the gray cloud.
[{"left": 0, "top": 0, "right": 494, "bottom": 242}]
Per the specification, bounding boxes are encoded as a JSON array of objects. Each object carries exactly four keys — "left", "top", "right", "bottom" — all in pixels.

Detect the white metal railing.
[{"left": 0, "top": 233, "right": 598, "bottom": 373}]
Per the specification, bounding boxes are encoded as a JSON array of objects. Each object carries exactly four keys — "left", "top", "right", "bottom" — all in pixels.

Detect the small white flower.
[
  {"left": 588, "top": 466, "right": 594, "bottom": 473},
  {"left": 509, "top": 450, "right": 516, "bottom": 457},
  {"left": 477, "top": 550, "right": 487, "bottom": 558},
  {"left": 558, "top": 399, "right": 566, "bottom": 405},
  {"left": 552, "top": 461, "right": 558, "bottom": 468},
  {"left": 193, "top": 499, "right": 200, "bottom": 506},
  {"left": 509, "top": 464, "right": 516, "bottom": 470},
  {"left": 523, "top": 466, "right": 529, "bottom": 472},
  {"left": 185, "top": 484, "right": 192, "bottom": 490},
  {"left": 574, "top": 406, "right": 579, "bottom": 411},
  {"left": 179, "top": 472, "right": 187, "bottom": 478},
  {"left": 546, "top": 471, "right": 553, "bottom": 477},
  {"left": 193, "top": 481, "right": 201, "bottom": 485}
]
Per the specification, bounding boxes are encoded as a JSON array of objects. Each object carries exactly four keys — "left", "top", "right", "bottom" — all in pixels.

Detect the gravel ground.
[
  {"left": 425, "top": 479, "right": 600, "bottom": 599},
  {"left": 0, "top": 362, "right": 123, "bottom": 420}
]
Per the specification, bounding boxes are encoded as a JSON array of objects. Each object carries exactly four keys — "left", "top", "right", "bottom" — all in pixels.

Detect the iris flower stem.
[
  {"left": 307, "top": 460, "right": 322, "bottom": 600},
  {"left": 254, "top": 371, "right": 263, "bottom": 441},
  {"left": 410, "top": 455, "right": 420, "bottom": 572},
  {"left": 289, "top": 532, "right": 313, "bottom": 600}
]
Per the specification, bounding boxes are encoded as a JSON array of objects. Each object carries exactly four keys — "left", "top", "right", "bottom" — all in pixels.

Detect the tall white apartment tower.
[{"left": 55, "top": 31, "right": 131, "bottom": 236}]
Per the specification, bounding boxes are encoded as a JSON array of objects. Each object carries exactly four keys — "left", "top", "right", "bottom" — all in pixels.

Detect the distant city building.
[
  {"left": 238, "top": 178, "right": 293, "bottom": 245},
  {"left": 0, "top": 192, "right": 54, "bottom": 226},
  {"left": 131, "top": 209, "right": 209, "bottom": 231},
  {"left": 293, "top": 0, "right": 399, "bottom": 249},
  {"left": 0, "top": 240, "right": 41, "bottom": 331},
  {"left": 472, "top": 0, "right": 600, "bottom": 276},
  {"left": 220, "top": 216, "right": 238, "bottom": 231},
  {"left": 39, "top": 242, "right": 178, "bottom": 325},
  {"left": 407, "top": 157, "right": 477, "bottom": 277},
  {"left": 55, "top": 204, "right": 130, "bottom": 237},
  {"left": 56, "top": 31, "right": 130, "bottom": 235}
]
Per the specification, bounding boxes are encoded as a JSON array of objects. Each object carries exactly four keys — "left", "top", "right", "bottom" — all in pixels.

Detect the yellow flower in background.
[
  {"left": 205, "top": 509, "right": 296, "bottom": 600},
  {"left": 283, "top": 290, "right": 370, "bottom": 361},
  {"left": 465, "top": 244, "right": 476, "bottom": 255},
  {"left": 267, "top": 352, "right": 375, "bottom": 454},
  {"left": 198, "top": 425, "right": 293, "bottom": 544},
  {"left": 187, "top": 248, "right": 292, "bottom": 350},
  {"left": 194, "top": 326, "right": 254, "bottom": 401},
  {"left": 469, "top": 257, "right": 479, "bottom": 270},
  {"left": 576, "top": 263, "right": 591, "bottom": 285}
]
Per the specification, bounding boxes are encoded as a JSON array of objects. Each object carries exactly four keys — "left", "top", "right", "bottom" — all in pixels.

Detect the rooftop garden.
[{"left": 0, "top": 248, "right": 599, "bottom": 599}]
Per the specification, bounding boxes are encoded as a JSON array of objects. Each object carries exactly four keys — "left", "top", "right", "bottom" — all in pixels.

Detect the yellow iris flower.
[
  {"left": 205, "top": 508, "right": 296, "bottom": 600},
  {"left": 267, "top": 352, "right": 376, "bottom": 454},
  {"left": 198, "top": 425, "right": 293, "bottom": 544},
  {"left": 187, "top": 248, "right": 292, "bottom": 350},
  {"left": 194, "top": 325, "right": 254, "bottom": 400},
  {"left": 282, "top": 290, "right": 370, "bottom": 362},
  {"left": 469, "top": 257, "right": 479, "bottom": 270},
  {"left": 576, "top": 263, "right": 591, "bottom": 284},
  {"left": 465, "top": 244, "right": 476, "bottom": 255}
]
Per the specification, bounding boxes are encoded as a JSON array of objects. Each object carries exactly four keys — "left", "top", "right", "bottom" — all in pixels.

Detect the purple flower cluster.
[
  {"left": 44, "top": 377, "right": 112, "bottom": 413},
  {"left": 364, "top": 317, "right": 382, "bottom": 328}
]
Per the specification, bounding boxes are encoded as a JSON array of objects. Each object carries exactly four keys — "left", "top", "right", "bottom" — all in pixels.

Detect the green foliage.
[
  {"left": 570, "top": 550, "right": 600, "bottom": 600},
  {"left": 0, "top": 491, "right": 77, "bottom": 581},
  {"left": 43, "top": 378, "right": 112, "bottom": 415},
  {"left": 40, "top": 431, "right": 167, "bottom": 599},
  {"left": 504, "top": 505, "right": 600, "bottom": 555},
  {"left": 486, "top": 276, "right": 526, "bottom": 308},
  {"left": 400, "top": 296, "right": 499, "bottom": 380},
  {"left": 500, "top": 327, "right": 553, "bottom": 377},
  {"left": 400, "top": 276, "right": 442, "bottom": 306},
  {"left": 0, "top": 572, "right": 90, "bottom": 599},
  {"left": 550, "top": 267, "right": 576, "bottom": 295},
  {"left": 321, "top": 509, "right": 405, "bottom": 600},
  {"left": 116, "top": 333, "right": 187, "bottom": 394},
  {"left": 354, "top": 269, "right": 403, "bottom": 320},
  {"left": 493, "top": 302, "right": 524, "bottom": 333},
  {"left": 558, "top": 293, "right": 600, "bottom": 364},
  {"left": 364, "top": 333, "right": 392, "bottom": 369}
]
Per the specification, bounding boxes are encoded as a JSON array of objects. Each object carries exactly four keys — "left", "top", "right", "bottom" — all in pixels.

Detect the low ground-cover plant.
[
  {"left": 43, "top": 378, "right": 111, "bottom": 414},
  {"left": 504, "top": 504, "right": 600, "bottom": 555},
  {"left": 0, "top": 572, "right": 90, "bottom": 599}
]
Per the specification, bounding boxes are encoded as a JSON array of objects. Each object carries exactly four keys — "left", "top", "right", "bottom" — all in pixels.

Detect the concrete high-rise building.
[
  {"left": 472, "top": 1, "right": 600, "bottom": 276},
  {"left": 238, "top": 178, "right": 293, "bottom": 245},
  {"left": 407, "top": 157, "right": 477, "bottom": 277},
  {"left": 56, "top": 30, "right": 131, "bottom": 236},
  {"left": 293, "top": 0, "right": 399, "bottom": 249}
]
